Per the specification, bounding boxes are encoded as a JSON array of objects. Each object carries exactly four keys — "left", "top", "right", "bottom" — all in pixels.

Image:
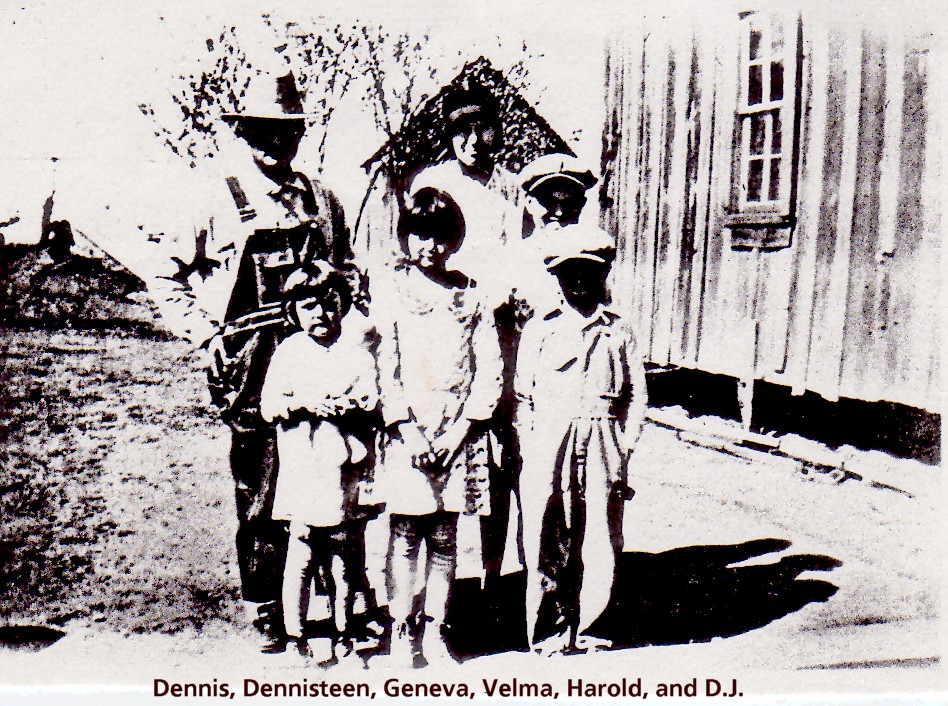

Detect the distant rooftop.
[{"left": 361, "top": 57, "right": 573, "bottom": 182}]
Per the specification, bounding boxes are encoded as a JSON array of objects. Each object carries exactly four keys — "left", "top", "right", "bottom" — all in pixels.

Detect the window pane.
[
  {"left": 750, "top": 115, "right": 765, "bottom": 156},
  {"left": 770, "top": 61, "right": 784, "bottom": 101},
  {"left": 768, "top": 159, "right": 781, "bottom": 201},
  {"left": 749, "top": 29, "right": 762, "bottom": 60},
  {"left": 772, "top": 112, "right": 782, "bottom": 154},
  {"left": 748, "top": 64, "right": 763, "bottom": 105},
  {"left": 748, "top": 159, "right": 764, "bottom": 202},
  {"left": 771, "top": 22, "right": 784, "bottom": 54}
]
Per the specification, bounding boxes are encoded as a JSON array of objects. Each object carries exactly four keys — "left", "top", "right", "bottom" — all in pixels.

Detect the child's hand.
[
  {"left": 612, "top": 479, "right": 636, "bottom": 501},
  {"left": 287, "top": 402, "right": 330, "bottom": 418},
  {"left": 261, "top": 390, "right": 293, "bottom": 423},
  {"left": 285, "top": 397, "right": 344, "bottom": 419},
  {"left": 389, "top": 422, "right": 431, "bottom": 464},
  {"left": 428, "top": 420, "right": 470, "bottom": 468},
  {"left": 203, "top": 332, "right": 231, "bottom": 380}
]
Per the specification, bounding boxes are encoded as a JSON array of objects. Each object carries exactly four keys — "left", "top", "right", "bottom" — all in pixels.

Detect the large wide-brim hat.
[
  {"left": 544, "top": 222, "right": 616, "bottom": 270},
  {"left": 221, "top": 70, "right": 319, "bottom": 121},
  {"left": 520, "top": 153, "right": 598, "bottom": 194}
]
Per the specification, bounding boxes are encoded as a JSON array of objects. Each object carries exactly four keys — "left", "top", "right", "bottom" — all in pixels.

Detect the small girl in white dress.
[{"left": 260, "top": 265, "right": 378, "bottom": 659}]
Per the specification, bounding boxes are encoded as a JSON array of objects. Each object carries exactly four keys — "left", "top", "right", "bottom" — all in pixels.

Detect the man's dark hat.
[{"left": 222, "top": 71, "right": 317, "bottom": 121}]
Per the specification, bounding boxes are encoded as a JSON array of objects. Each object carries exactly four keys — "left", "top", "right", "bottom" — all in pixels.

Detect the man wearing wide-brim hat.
[{"left": 147, "top": 69, "right": 358, "bottom": 652}]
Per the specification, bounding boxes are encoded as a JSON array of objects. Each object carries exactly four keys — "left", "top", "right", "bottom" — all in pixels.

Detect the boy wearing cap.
[
  {"left": 512, "top": 153, "right": 603, "bottom": 315},
  {"left": 514, "top": 227, "right": 646, "bottom": 655},
  {"left": 519, "top": 153, "right": 596, "bottom": 235},
  {"left": 147, "top": 70, "right": 358, "bottom": 650}
]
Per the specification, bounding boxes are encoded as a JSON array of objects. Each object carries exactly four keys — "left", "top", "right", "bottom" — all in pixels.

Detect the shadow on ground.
[
  {"left": 446, "top": 538, "right": 841, "bottom": 658},
  {"left": 0, "top": 625, "right": 66, "bottom": 652}
]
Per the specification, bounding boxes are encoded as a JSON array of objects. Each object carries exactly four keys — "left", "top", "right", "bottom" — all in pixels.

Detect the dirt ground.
[
  {"left": 0, "top": 329, "right": 240, "bottom": 636},
  {"left": 0, "top": 327, "right": 941, "bottom": 697}
]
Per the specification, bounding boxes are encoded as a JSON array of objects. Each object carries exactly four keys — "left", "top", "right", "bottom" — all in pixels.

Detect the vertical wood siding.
[{"left": 602, "top": 12, "right": 940, "bottom": 412}]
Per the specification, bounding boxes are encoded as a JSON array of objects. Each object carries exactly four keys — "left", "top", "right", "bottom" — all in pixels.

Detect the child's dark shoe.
[
  {"left": 258, "top": 633, "right": 288, "bottom": 655},
  {"left": 293, "top": 637, "right": 314, "bottom": 659}
]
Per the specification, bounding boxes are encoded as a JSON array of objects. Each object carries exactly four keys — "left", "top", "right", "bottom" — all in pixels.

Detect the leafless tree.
[
  {"left": 138, "top": 27, "right": 254, "bottom": 169},
  {"left": 140, "top": 17, "right": 538, "bottom": 170}
]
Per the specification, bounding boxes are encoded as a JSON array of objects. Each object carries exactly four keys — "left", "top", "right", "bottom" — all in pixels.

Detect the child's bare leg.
[
  {"left": 424, "top": 513, "right": 457, "bottom": 624},
  {"left": 344, "top": 519, "right": 377, "bottom": 619},
  {"left": 421, "top": 512, "right": 457, "bottom": 663},
  {"left": 327, "top": 550, "right": 353, "bottom": 659},
  {"left": 386, "top": 514, "right": 420, "bottom": 664},
  {"left": 388, "top": 515, "right": 421, "bottom": 624},
  {"left": 283, "top": 521, "right": 315, "bottom": 652},
  {"left": 330, "top": 553, "right": 348, "bottom": 633},
  {"left": 320, "top": 525, "right": 348, "bottom": 639}
]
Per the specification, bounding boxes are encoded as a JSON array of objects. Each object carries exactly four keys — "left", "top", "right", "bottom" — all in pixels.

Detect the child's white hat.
[
  {"left": 520, "top": 153, "right": 598, "bottom": 194},
  {"left": 544, "top": 223, "right": 616, "bottom": 270}
]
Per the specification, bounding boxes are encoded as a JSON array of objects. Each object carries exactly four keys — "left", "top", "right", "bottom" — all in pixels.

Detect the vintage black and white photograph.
[{"left": 0, "top": 1, "right": 943, "bottom": 702}]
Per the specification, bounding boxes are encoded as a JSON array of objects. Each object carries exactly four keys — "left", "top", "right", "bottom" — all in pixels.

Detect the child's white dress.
[
  {"left": 374, "top": 269, "right": 503, "bottom": 518},
  {"left": 260, "top": 328, "right": 378, "bottom": 527}
]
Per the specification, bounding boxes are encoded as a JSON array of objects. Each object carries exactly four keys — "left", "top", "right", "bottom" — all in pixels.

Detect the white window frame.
[{"left": 726, "top": 10, "right": 800, "bottom": 228}]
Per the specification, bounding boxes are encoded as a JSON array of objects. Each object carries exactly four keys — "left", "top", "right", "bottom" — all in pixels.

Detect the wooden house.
[{"left": 600, "top": 8, "right": 940, "bottom": 421}]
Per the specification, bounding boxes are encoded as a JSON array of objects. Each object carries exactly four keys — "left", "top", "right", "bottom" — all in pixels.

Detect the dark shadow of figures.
[{"left": 444, "top": 538, "right": 840, "bottom": 658}]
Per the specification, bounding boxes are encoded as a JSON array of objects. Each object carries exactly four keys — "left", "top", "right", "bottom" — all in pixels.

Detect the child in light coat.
[{"left": 515, "top": 224, "right": 646, "bottom": 654}]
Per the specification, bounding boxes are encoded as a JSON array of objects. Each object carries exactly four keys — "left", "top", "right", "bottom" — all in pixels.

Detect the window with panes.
[{"left": 726, "top": 11, "right": 800, "bottom": 229}]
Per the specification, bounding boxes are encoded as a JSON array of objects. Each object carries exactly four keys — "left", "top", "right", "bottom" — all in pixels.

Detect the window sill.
[
  {"left": 728, "top": 223, "right": 794, "bottom": 250},
  {"left": 722, "top": 211, "right": 793, "bottom": 228}
]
